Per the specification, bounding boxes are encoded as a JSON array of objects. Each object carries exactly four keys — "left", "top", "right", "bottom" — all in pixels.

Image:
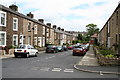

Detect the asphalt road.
[{"left": 2, "top": 50, "right": 118, "bottom": 78}]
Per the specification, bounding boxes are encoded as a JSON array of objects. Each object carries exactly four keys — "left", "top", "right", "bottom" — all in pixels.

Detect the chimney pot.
[
  {"left": 57, "top": 27, "right": 61, "bottom": 30},
  {"left": 53, "top": 25, "right": 57, "bottom": 29},
  {"left": 27, "top": 12, "right": 34, "bottom": 18},
  {"left": 46, "top": 23, "right": 51, "bottom": 27},
  {"left": 38, "top": 19, "right": 44, "bottom": 23},
  {"left": 9, "top": 4, "right": 18, "bottom": 11},
  {"left": 61, "top": 28, "right": 64, "bottom": 31}
]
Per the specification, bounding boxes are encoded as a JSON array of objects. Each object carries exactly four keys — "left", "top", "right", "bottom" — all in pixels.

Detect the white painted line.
[
  {"left": 31, "top": 67, "right": 39, "bottom": 70},
  {"left": 52, "top": 68, "right": 62, "bottom": 72},
  {"left": 40, "top": 67, "right": 50, "bottom": 71},
  {"left": 52, "top": 56, "right": 55, "bottom": 58},
  {"left": 100, "top": 71, "right": 104, "bottom": 75},
  {"left": 45, "top": 58, "right": 48, "bottom": 59},
  {"left": 64, "top": 69, "right": 74, "bottom": 73}
]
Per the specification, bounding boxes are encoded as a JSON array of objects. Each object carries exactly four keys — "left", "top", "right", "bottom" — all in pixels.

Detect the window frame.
[
  {"left": 34, "top": 25, "right": 37, "bottom": 34},
  {"left": 43, "top": 26, "right": 45, "bottom": 35},
  {"left": 13, "top": 18, "right": 18, "bottom": 31},
  {"left": 13, "top": 34, "right": 18, "bottom": 46},
  {"left": 0, "top": 11, "right": 6, "bottom": 26},
  {"left": 0, "top": 31, "right": 6, "bottom": 47},
  {"left": 28, "top": 22, "right": 31, "bottom": 31}
]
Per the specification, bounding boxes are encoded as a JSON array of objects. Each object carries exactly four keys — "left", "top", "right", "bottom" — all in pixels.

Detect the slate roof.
[{"left": 0, "top": 4, "right": 46, "bottom": 27}]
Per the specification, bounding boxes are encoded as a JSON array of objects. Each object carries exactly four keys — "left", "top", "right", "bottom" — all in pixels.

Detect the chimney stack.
[
  {"left": 38, "top": 19, "right": 44, "bottom": 23},
  {"left": 53, "top": 25, "right": 57, "bottom": 29},
  {"left": 9, "top": 4, "right": 18, "bottom": 11},
  {"left": 27, "top": 12, "right": 34, "bottom": 18},
  {"left": 61, "top": 28, "right": 64, "bottom": 31},
  {"left": 57, "top": 27, "right": 61, "bottom": 30},
  {"left": 46, "top": 23, "right": 51, "bottom": 27}
]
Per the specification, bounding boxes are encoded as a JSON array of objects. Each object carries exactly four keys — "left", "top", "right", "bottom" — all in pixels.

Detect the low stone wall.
[
  {"left": 0, "top": 50, "right": 6, "bottom": 55},
  {"left": 94, "top": 47, "right": 120, "bottom": 66},
  {"left": 9, "top": 49, "right": 14, "bottom": 54}
]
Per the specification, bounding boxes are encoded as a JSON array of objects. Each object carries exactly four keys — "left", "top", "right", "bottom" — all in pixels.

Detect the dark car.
[
  {"left": 67, "top": 45, "right": 74, "bottom": 50},
  {"left": 46, "top": 45, "right": 58, "bottom": 53},
  {"left": 57, "top": 45, "right": 64, "bottom": 52},
  {"left": 63, "top": 46, "right": 68, "bottom": 51},
  {"left": 73, "top": 47, "right": 86, "bottom": 56}
]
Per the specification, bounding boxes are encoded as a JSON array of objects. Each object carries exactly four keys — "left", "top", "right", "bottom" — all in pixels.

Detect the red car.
[
  {"left": 73, "top": 47, "right": 86, "bottom": 56},
  {"left": 67, "top": 45, "right": 74, "bottom": 50}
]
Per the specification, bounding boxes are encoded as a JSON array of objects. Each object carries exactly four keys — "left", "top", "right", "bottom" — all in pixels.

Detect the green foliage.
[
  {"left": 8, "top": 45, "right": 17, "bottom": 49},
  {"left": 99, "top": 49, "right": 114, "bottom": 56},
  {"left": 77, "top": 34, "right": 83, "bottom": 40},
  {"left": 86, "top": 23, "right": 99, "bottom": 37},
  {"left": 105, "top": 54, "right": 115, "bottom": 58}
]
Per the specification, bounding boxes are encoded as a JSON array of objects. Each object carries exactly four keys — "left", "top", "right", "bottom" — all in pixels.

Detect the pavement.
[{"left": 74, "top": 45, "right": 120, "bottom": 75}]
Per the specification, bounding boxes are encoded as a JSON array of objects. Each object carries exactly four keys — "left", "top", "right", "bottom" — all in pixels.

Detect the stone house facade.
[
  {"left": 0, "top": 4, "right": 75, "bottom": 54},
  {"left": 98, "top": 3, "right": 120, "bottom": 54}
]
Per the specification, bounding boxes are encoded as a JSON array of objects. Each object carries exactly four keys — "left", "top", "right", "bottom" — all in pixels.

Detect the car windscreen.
[{"left": 17, "top": 45, "right": 26, "bottom": 49}]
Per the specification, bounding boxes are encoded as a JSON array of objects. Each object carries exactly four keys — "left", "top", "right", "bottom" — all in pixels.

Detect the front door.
[{"left": 20, "top": 35, "right": 24, "bottom": 45}]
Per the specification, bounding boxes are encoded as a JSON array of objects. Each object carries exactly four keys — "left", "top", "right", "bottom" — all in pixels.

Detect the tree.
[
  {"left": 86, "top": 23, "right": 99, "bottom": 36},
  {"left": 77, "top": 34, "right": 83, "bottom": 40}
]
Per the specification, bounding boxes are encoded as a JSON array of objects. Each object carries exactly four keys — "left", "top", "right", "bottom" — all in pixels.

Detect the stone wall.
[{"left": 94, "top": 47, "right": 120, "bottom": 66}]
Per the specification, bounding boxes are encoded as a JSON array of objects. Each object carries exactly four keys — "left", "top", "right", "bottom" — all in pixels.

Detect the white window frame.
[
  {"left": 0, "top": 11, "right": 6, "bottom": 27},
  {"left": 0, "top": 31, "right": 6, "bottom": 47},
  {"left": 34, "top": 25, "right": 37, "bottom": 34},
  {"left": 38, "top": 37, "right": 42, "bottom": 47},
  {"left": 13, "top": 18, "right": 18, "bottom": 31},
  {"left": 43, "top": 26, "right": 45, "bottom": 35},
  {"left": 13, "top": 34, "right": 18, "bottom": 46},
  {"left": 47, "top": 28, "right": 49, "bottom": 37}
]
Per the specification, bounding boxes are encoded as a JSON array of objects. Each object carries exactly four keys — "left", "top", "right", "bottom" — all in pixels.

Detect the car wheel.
[
  {"left": 14, "top": 55, "right": 18, "bottom": 58},
  {"left": 73, "top": 53, "right": 75, "bottom": 56},
  {"left": 35, "top": 52, "right": 38, "bottom": 57},
  {"left": 25, "top": 53, "right": 29, "bottom": 58}
]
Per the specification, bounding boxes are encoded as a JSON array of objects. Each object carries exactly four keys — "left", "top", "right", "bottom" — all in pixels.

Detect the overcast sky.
[{"left": 0, "top": 0, "right": 120, "bottom": 31}]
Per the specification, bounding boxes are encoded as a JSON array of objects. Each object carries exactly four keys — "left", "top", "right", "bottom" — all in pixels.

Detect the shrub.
[
  {"left": 99, "top": 49, "right": 114, "bottom": 56},
  {"left": 105, "top": 54, "right": 115, "bottom": 58}
]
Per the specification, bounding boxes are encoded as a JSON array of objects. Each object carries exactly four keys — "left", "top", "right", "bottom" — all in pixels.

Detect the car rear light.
[{"left": 24, "top": 50, "right": 27, "bottom": 53}]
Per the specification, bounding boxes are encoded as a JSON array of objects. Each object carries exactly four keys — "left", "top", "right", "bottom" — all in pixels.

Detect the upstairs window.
[
  {"left": 43, "top": 26, "right": 45, "bottom": 35},
  {"left": 13, "top": 18, "right": 18, "bottom": 31},
  {"left": 0, "top": 11, "right": 6, "bottom": 26},
  {"left": 28, "top": 22, "right": 31, "bottom": 31},
  {"left": 34, "top": 25, "right": 37, "bottom": 34}
]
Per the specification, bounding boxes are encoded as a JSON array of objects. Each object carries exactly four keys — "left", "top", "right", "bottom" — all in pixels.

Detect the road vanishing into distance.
[{"left": 2, "top": 50, "right": 118, "bottom": 78}]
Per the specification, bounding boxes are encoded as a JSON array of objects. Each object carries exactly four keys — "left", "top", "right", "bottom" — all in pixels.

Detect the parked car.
[
  {"left": 79, "top": 44, "right": 87, "bottom": 52},
  {"left": 85, "top": 43, "right": 90, "bottom": 51},
  {"left": 57, "top": 45, "right": 64, "bottom": 52},
  {"left": 46, "top": 45, "right": 58, "bottom": 53},
  {"left": 14, "top": 44, "right": 38, "bottom": 58},
  {"left": 67, "top": 45, "right": 74, "bottom": 50},
  {"left": 63, "top": 46, "right": 68, "bottom": 51},
  {"left": 73, "top": 47, "right": 86, "bottom": 56}
]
